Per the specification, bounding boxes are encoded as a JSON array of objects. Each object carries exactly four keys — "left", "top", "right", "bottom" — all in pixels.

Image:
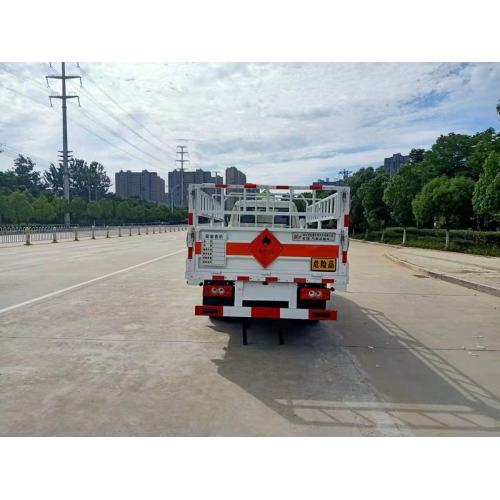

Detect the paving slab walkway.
[{"left": 384, "top": 246, "right": 500, "bottom": 297}]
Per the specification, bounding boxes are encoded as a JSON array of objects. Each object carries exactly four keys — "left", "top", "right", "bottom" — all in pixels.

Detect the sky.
[{"left": 0, "top": 62, "right": 499, "bottom": 190}]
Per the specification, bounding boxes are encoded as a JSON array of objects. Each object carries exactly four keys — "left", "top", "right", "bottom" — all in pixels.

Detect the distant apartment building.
[
  {"left": 168, "top": 168, "right": 223, "bottom": 208},
  {"left": 383, "top": 153, "right": 410, "bottom": 176},
  {"left": 312, "top": 177, "right": 344, "bottom": 187},
  {"left": 115, "top": 170, "right": 167, "bottom": 204},
  {"left": 225, "top": 166, "right": 247, "bottom": 210}
]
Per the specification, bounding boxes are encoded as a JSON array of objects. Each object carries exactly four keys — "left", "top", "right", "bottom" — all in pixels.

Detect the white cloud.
[{"left": 0, "top": 62, "right": 499, "bottom": 189}]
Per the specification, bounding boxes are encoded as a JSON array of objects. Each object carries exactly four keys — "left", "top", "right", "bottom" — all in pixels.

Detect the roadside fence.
[{"left": 0, "top": 224, "right": 188, "bottom": 247}]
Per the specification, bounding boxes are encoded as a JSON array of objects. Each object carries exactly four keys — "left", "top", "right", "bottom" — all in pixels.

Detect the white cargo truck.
[{"left": 185, "top": 182, "right": 350, "bottom": 340}]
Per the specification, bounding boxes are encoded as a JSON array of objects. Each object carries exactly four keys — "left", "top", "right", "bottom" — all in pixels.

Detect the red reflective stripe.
[
  {"left": 203, "top": 284, "right": 233, "bottom": 297},
  {"left": 342, "top": 251, "right": 348, "bottom": 264},
  {"left": 294, "top": 278, "right": 307, "bottom": 283},
  {"left": 322, "top": 278, "right": 335, "bottom": 284},
  {"left": 212, "top": 275, "right": 225, "bottom": 280},
  {"left": 188, "top": 212, "right": 193, "bottom": 225},
  {"left": 187, "top": 247, "right": 193, "bottom": 260},
  {"left": 251, "top": 307, "right": 280, "bottom": 319},
  {"left": 275, "top": 185, "right": 289, "bottom": 189},
  {"left": 343, "top": 214, "right": 350, "bottom": 227},
  {"left": 310, "top": 184, "right": 323, "bottom": 190},
  {"left": 244, "top": 183, "right": 257, "bottom": 188},
  {"left": 265, "top": 277, "right": 278, "bottom": 282},
  {"left": 226, "top": 242, "right": 339, "bottom": 258},
  {"left": 299, "top": 288, "right": 331, "bottom": 300},
  {"left": 237, "top": 276, "right": 250, "bottom": 281},
  {"left": 195, "top": 305, "right": 223, "bottom": 317},
  {"left": 195, "top": 241, "right": 203, "bottom": 254},
  {"left": 308, "top": 309, "right": 337, "bottom": 320},
  {"left": 215, "top": 183, "right": 227, "bottom": 188}
]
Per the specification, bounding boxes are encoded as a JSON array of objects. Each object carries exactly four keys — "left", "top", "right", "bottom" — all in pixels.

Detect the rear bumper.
[{"left": 195, "top": 305, "right": 337, "bottom": 320}]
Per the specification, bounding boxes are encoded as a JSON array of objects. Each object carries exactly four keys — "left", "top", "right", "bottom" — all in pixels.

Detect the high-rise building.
[
  {"left": 115, "top": 170, "right": 167, "bottom": 204},
  {"left": 383, "top": 153, "right": 410, "bottom": 176},
  {"left": 225, "top": 166, "right": 247, "bottom": 210},
  {"left": 168, "top": 168, "right": 223, "bottom": 208},
  {"left": 225, "top": 166, "right": 246, "bottom": 186}
]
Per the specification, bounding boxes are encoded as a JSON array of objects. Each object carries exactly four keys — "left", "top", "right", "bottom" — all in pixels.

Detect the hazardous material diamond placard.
[{"left": 248, "top": 228, "right": 283, "bottom": 268}]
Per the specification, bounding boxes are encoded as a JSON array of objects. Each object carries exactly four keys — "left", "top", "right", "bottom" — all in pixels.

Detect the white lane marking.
[{"left": 0, "top": 249, "right": 184, "bottom": 316}]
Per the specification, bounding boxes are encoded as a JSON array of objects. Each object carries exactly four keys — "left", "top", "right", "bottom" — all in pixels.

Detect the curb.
[
  {"left": 352, "top": 239, "right": 402, "bottom": 249},
  {"left": 384, "top": 252, "right": 500, "bottom": 298}
]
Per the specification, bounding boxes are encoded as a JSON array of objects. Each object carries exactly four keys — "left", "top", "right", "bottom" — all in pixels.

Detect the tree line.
[
  {"left": 0, "top": 155, "right": 186, "bottom": 225},
  {"left": 346, "top": 127, "right": 500, "bottom": 247}
]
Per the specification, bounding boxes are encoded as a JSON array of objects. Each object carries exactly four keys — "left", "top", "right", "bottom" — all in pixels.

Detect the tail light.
[
  {"left": 299, "top": 287, "right": 331, "bottom": 301},
  {"left": 203, "top": 284, "right": 233, "bottom": 298}
]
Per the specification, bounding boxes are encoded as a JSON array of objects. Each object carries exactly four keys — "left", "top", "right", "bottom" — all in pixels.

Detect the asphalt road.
[{"left": 1, "top": 232, "right": 499, "bottom": 436}]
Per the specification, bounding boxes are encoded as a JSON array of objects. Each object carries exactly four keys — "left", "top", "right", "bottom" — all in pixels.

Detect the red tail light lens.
[
  {"left": 203, "top": 284, "right": 233, "bottom": 298},
  {"left": 299, "top": 287, "right": 331, "bottom": 301}
]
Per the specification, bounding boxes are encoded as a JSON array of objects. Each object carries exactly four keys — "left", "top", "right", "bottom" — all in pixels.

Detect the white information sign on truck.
[{"left": 186, "top": 182, "right": 350, "bottom": 325}]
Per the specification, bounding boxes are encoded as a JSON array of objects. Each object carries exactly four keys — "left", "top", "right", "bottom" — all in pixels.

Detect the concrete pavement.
[
  {"left": 0, "top": 235, "right": 499, "bottom": 436},
  {"left": 385, "top": 246, "right": 500, "bottom": 297}
]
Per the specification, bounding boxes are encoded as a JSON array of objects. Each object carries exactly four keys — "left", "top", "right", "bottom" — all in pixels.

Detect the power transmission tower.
[
  {"left": 46, "top": 62, "right": 82, "bottom": 226},
  {"left": 338, "top": 169, "right": 352, "bottom": 184},
  {"left": 176, "top": 145, "right": 189, "bottom": 206}
]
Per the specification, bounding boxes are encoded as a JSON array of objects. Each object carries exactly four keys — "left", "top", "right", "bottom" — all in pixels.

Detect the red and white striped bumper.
[{"left": 195, "top": 305, "right": 337, "bottom": 320}]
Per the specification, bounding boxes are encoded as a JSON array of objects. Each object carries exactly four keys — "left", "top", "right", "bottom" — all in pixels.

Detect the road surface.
[{"left": 1, "top": 233, "right": 499, "bottom": 435}]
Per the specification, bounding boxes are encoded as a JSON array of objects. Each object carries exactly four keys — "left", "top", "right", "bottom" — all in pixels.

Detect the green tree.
[
  {"left": 358, "top": 173, "right": 391, "bottom": 240},
  {"left": 13, "top": 155, "right": 43, "bottom": 195},
  {"left": 0, "top": 170, "right": 17, "bottom": 192},
  {"left": 43, "top": 163, "right": 64, "bottom": 196},
  {"left": 383, "top": 163, "right": 432, "bottom": 243},
  {"left": 346, "top": 167, "right": 377, "bottom": 233},
  {"left": 115, "top": 200, "right": 133, "bottom": 222},
  {"left": 53, "top": 197, "right": 68, "bottom": 223},
  {"left": 131, "top": 204, "right": 145, "bottom": 222},
  {"left": 0, "top": 194, "right": 12, "bottom": 223},
  {"left": 69, "top": 159, "right": 111, "bottom": 200},
  {"left": 412, "top": 176, "right": 475, "bottom": 248},
  {"left": 467, "top": 128, "right": 500, "bottom": 180},
  {"left": 424, "top": 133, "right": 474, "bottom": 178},
  {"left": 70, "top": 197, "right": 87, "bottom": 223},
  {"left": 99, "top": 199, "right": 114, "bottom": 224},
  {"left": 473, "top": 152, "right": 500, "bottom": 226},
  {"left": 408, "top": 148, "right": 425, "bottom": 164},
  {"left": 8, "top": 191, "right": 34, "bottom": 223},
  {"left": 32, "top": 195, "right": 56, "bottom": 223},
  {"left": 87, "top": 201, "right": 102, "bottom": 223}
]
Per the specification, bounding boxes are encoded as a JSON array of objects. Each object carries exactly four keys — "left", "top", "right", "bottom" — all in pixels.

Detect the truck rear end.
[{"left": 185, "top": 183, "right": 350, "bottom": 321}]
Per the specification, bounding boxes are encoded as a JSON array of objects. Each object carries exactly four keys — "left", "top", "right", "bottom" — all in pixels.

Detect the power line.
[
  {"left": 67, "top": 109, "right": 173, "bottom": 176},
  {"left": 77, "top": 83, "right": 175, "bottom": 164},
  {"left": 78, "top": 64, "right": 177, "bottom": 157},
  {"left": 0, "top": 76, "right": 168, "bottom": 171},
  {"left": 0, "top": 143, "right": 54, "bottom": 167},
  {"left": 73, "top": 99, "right": 169, "bottom": 168}
]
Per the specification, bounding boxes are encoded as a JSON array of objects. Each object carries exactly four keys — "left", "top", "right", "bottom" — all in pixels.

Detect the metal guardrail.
[{"left": 0, "top": 224, "right": 188, "bottom": 246}]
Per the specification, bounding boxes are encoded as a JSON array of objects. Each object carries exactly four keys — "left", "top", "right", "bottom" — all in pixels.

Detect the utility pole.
[
  {"left": 46, "top": 62, "right": 82, "bottom": 226},
  {"left": 212, "top": 170, "right": 223, "bottom": 186},
  {"left": 176, "top": 145, "right": 189, "bottom": 207}
]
